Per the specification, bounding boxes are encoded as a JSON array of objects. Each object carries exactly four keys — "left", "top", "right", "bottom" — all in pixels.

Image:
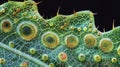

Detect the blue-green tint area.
[{"left": 0, "top": 0, "right": 119, "bottom": 67}]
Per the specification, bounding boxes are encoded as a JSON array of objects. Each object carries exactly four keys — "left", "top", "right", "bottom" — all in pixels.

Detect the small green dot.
[
  {"left": 49, "top": 63, "right": 54, "bottom": 67},
  {"left": 78, "top": 54, "right": 85, "bottom": 62},
  {"left": 93, "top": 55, "right": 101, "bottom": 62},
  {"left": 9, "top": 41, "right": 14, "bottom": 48},
  {"left": 0, "top": 58, "right": 6, "bottom": 64},
  {"left": 83, "top": 27, "right": 87, "bottom": 31},
  {"left": 111, "top": 57, "right": 117, "bottom": 63},
  {"left": 41, "top": 54, "right": 49, "bottom": 61},
  {"left": 29, "top": 48, "right": 36, "bottom": 55}
]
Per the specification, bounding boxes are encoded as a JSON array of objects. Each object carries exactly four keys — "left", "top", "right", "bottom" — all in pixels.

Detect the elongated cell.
[
  {"left": 41, "top": 31, "right": 60, "bottom": 48},
  {"left": 0, "top": 58, "right": 6, "bottom": 64}
]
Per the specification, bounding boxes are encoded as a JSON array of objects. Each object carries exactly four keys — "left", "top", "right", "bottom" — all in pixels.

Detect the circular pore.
[
  {"left": 17, "top": 22, "right": 38, "bottom": 41},
  {"left": 1, "top": 20, "right": 12, "bottom": 33},
  {"left": 84, "top": 34, "right": 96, "bottom": 47},
  {"left": 41, "top": 31, "right": 60, "bottom": 48},
  {"left": 22, "top": 26, "right": 32, "bottom": 35},
  {"left": 65, "top": 34, "right": 79, "bottom": 48},
  {"left": 99, "top": 38, "right": 113, "bottom": 53}
]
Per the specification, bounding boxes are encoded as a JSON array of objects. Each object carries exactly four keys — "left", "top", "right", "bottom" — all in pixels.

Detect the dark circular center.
[
  {"left": 46, "top": 36, "right": 54, "bottom": 43},
  {"left": 4, "top": 21, "right": 10, "bottom": 28},
  {"left": 22, "top": 26, "right": 32, "bottom": 35}
]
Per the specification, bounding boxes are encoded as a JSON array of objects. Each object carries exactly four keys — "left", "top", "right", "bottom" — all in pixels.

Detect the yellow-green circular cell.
[
  {"left": 77, "top": 27, "right": 81, "bottom": 31},
  {"left": 83, "top": 27, "right": 87, "bottom": 32},
  {"left": 117, "top": 46, "right": 120, "bottom": 56},
  {"left": 88, "top": 23, "right": 93, "bottom": 28},
  {"left": 1, "top": 19, "right": 13, "bottom": 33},
  {"left": 58, "top": 52, "right": 68, "bottom": 62},
  {"left": 41, "top": 54, "right": 49, "bottom": 61},
  {"left": 41, "top": 31, "right": 60, "bottom": 48},
  {"left": 29, "top": 48, "right": 36, "bottom": 55},
  {"left": 99, "top": 38, "right": 113, "bottom": 53},
  {"left": 111, "top": 57, "right": 117, "bottom": 63},
  {"left": 78, "top": 54, "right": 85, "bottom": 62},
  {"left": 49, "top": 23, "right": 54, "bottom": 27},
  {"left": 93, "top": 55, "right": 101, "bottom": 62},
  {"left": 84, "top": 34, "right": 96, "bottom": 47},
  {"left": 9, "top": 41, "right": 14, "bottom": 48},
  {"left": 17, "top": 22, "right": 38, "bottom": 41},
  {"left": 93, "top": 28, "right": 97, "bottom": 33},
  {"left": 49, "top": 63, "right": 54, "bottom": 67},
  {"left": 33, "top": 15, "right": 38, "bottom": 20},
  {"left": 0, "top": 7, "right": 5, "bottom": 14},
  {"left": 70, "top": 26, "right": 75, "bottom": 30},
  {"left": 0, "top": 58, "right": 6, "bottom": 64},
  {"left": 65, "top": 34, "right": 79, "bottom": 48}
]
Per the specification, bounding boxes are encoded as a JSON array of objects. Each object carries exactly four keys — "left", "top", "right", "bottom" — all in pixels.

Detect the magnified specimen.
[{"left": 0, "top": 0, "right": 120, "bottom": 67}]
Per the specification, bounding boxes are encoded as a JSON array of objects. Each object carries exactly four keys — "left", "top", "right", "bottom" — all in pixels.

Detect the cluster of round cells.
[
  {"left": 0, "top": 17, "right": 120, "bottom": 67},
  {"left": 0, "top": 1, "right": 119, "bottom": 67}
]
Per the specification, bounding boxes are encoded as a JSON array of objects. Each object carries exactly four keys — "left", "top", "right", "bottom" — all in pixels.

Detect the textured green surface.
[{"left": 0, "top": 0, "right": 120, "bottom": 67}]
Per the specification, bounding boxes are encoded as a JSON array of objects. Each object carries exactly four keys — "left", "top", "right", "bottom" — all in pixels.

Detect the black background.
[{"left": 0, "top": 0, "right": 120, "bottom": 32}]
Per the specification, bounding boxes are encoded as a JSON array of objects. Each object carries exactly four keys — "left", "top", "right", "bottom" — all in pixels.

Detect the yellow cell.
[
  {"left": 111, "top": 57, "right": 117, "bottom": 63},
  {"left": 41, "top": 31, "right": 60, "bottom": 48},
  {"left": 93, "top": 55, "right": 101, "bottom": 62},
  {"left": 84, "top": 34, "right": 96, "bottom": 47},
  {"left": 17, "top": 22, "right": 38, "bottom": 41},
  {"left": 1, "top": 19, "right": 12, "bottom": 33},
  {"left": 99, "top": 38, "right": 113, "bottom": 53},
  {"left": 41, "top": 54, "right": 49, "bottom": 61},
  {"left": 65, "top": 34, "right": 79, "bottom": 48}
]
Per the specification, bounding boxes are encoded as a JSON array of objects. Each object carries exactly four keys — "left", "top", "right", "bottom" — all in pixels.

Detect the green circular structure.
[
  {"left": 58, "top": 52, "right": 68, "bottom": 62},
  {"left": 17, "top": 22, "right": 38, "bottom": 41},
  {"left": 65, "top": 34, "right": 79, "bottom": 48},
  {"left": 41, "top": 31, "right": 60, "bottom": 48},
  {"left": 99, "top": 38, "right": 113, "bottom": 53},
  {"left": 84, "top": 34, "right": 96, "bottom": 47},
  {"left": 1, "top": 19, "right": 13, "bottom": 33}
]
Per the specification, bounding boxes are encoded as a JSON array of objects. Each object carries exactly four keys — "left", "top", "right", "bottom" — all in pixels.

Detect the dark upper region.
[
  {"left": 37, "top": 0, "right": 120, "bottom": 32},
  {"left": 0, "top": 0, "right": 120, "bottom": 32}
]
